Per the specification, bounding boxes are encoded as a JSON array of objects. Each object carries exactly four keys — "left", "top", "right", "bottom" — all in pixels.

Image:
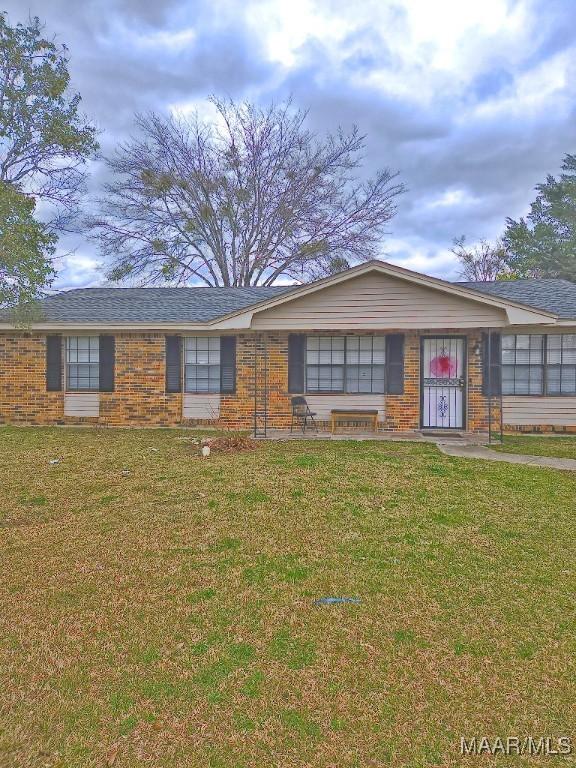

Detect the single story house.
[{"left": 1, "top": 260, "right": 576, "bottom": 433}]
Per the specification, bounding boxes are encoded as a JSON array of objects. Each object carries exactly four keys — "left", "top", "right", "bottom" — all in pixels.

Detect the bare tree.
[
  {"left": 89, "top": 97, "right": 405, "bottom": 286},
  {"left": 452, "top": 236, "right": 511, "bottom": 281}
]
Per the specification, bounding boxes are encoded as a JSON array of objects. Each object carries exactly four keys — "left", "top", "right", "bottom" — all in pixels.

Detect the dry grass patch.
[{"left": 0, "top": 427, "right": 575, "bottom": 767}]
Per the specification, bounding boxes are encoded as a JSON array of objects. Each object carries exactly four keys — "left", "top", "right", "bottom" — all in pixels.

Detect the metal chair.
[{"left": 290, "top": 396, "right": 318, "bottom": 433}]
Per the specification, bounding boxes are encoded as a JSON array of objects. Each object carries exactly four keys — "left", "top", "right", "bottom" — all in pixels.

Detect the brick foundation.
[{"left": 503, "top": 424, "right": 576, "bottom": 434}]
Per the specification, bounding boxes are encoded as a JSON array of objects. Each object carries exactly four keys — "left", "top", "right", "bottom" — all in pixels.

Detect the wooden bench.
[{"left": 330, "top": 409, "right": 379, "bottom": 434}]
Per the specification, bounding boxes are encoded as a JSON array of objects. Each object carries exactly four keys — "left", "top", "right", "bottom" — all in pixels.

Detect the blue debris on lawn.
[{"left": 314, "top": 597, "right": 361, "bottom": 605}]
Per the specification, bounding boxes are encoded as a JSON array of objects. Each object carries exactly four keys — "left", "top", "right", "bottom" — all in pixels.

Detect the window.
[
  {"left": 345, "top": 336, "right": 386, "bottom": 393},
  {"left": 305, "top": 336, "right": 385, "bottom": 393},
  {"left": 501, "top": 335, "right": 544, "bottom": 395},
  {"left": 66, "top": 336, "right": 99, "bottom": 391},
  {"left": 546, "top": 334, "right": 576, "bottom": 394},
  {"left": 501, "top": 334, "right": 576, "bottom": 396},
  {"left": 306, "top": 336, "right": 345, "bottom": 392},
  {"left": 184, "top": 337, "right": 220, "bottom": 392}
]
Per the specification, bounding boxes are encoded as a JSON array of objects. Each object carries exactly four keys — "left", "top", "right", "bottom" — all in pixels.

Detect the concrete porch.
[{"left": 255, "top": 428, "right": 494, "bottom": 446}]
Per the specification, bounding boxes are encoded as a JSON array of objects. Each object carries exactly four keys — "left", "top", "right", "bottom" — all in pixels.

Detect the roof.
[
  {"left": 459, "top": 279, "right": 576, "bottom": 319},
  {"left": 7, "top": 285, "right": 293, "bottom": 324},
  {"left": 0, "top": 262, "right": 573, "bottom": 327}
]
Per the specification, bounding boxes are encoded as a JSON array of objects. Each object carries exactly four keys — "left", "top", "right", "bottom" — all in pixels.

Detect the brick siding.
[{"left": 0, "top": 329, "right": 529, "bottom": 434}]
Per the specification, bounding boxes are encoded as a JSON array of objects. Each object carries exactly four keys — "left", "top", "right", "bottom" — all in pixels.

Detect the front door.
[{"left": 421, "top": 337, "right": 466, "bottom": 429}]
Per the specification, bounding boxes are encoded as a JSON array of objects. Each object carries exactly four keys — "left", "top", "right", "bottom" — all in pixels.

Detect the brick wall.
[
  {"left": 0, "top": 334, "right": 63, "bottom": 423},
  {"left": 466, "top": 330, "right": 501, "bottom": 433},
  {"left": 100, "top": 334, "right": 181, "bottom": 426},
  {"left": 384, "top": 331, "right": 420, "bottom": 431},
  {"left": 220, "top": 332, "right": 292, "bottom": 430},
  {"left": 0, "top": 329, "right": 506, "bottom": 433},
  {"left": 504, "top": 424, "right": 576, "bottom": 434},
  {"left": 0, "top": 332, "right": 181, "bottom": 427}
]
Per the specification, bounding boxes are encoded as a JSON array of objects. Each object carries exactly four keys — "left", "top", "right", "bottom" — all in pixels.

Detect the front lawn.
[
  {"left": 1, "top": 427, "right": 575, "bottom": 767},
  {"left": 496, "top": 434, "right": 576, "bottom": 460}
]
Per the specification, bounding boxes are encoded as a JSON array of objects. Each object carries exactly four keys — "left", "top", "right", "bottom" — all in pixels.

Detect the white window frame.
[
  {"left": 184, "top": 337, "right": 221, "bottom": 393},
  {"left": 545, "top": 334, "right": 576, "bottom": 395},
  {"left": 65, "top": 336, "right": 100, "bottom": 392},
  {"left": 501, "top": 334, "right": 576, "bottom": 396},
  {"left": 305, "top": 335, "right": 386, "bottom": 394}
]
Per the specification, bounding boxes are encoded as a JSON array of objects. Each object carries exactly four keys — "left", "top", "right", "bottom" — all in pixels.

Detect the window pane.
[
  {"left": 544, "top": 335, "right": 576, "bottom": 393},
  {"left": 561, "top": 365, "right": 576, "bottom": 393},
  {"left": 512, "top": 366, "right": 543, "bottom": 395},
  {"left": 67, "top": 361, "right": 99, "bottom": 390},
  {"left": 501, "top": 365, "right": 515, "bottom": 395},
  {"left": 195, "top": 349, "right": 211, "bottom": 364},
  {"left": 562, "top": 335, "right": 576, "bottom": 364},
  {"left": 547, "top": 366, "right": 561, "bottom": 394},
  {"left": 500, "top": 335, "right": 545, "bottom": 394},
  {"left": 306, "top": 365, "right": 344, "bottom": 392},
  {"left": 371, "top": 364, "right": 386, "bottom": 392},
  {"left": 501, "top": 335, "right": 515, "bottom": 350},
  {"left": 372, "top": 337, "right": 386, "bottom": 364},
  {"left": 184, "top": 337, "right": 220, "bottom": 365},
  {"left": 547, "top": 335, "right": 562, "bottom": 363},
  {"left": 346, "top": 364, "right": 385, "bottom": 393},
  {"left": 184, "top": 361, "right": 220, "bottom": 393},
  {"left": 547, "top": 364, "right": 576, "bottom": 394},
  {"left": 67, "top": 336, "right": 99, "bottom": 365},
  {"left": 307, "top": 337, "right": 344, "bottom": 367}
]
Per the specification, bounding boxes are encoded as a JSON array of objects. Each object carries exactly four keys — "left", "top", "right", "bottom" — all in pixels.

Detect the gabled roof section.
[
  {"left": 236, "top": 260, "right": 558, "bottom": 327},
  {"left": 460, "top": 279, "right": 576, "bottom": 320}
]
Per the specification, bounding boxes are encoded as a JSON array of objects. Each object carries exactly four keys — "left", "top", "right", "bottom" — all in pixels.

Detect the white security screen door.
[{"left": 421, "top": 337, "right": 465, "bottom": 429}]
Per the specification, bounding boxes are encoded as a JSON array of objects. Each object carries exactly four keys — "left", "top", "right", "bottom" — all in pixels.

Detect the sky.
[{"left": 4, "top": 0, "right": 576, "bottom": 288}]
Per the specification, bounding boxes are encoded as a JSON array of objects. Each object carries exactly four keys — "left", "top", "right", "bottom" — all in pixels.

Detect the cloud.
[{"left": 3, "top": 0, "right": 576, "bottom": 285}]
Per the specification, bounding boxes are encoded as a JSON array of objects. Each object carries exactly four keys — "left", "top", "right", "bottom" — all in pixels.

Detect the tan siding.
[
  {"left": 251, "top": 273, "right": 507, "bottom": 329},
  {"left": 501, "top": 326, "right": 576, "bottom": 334},
  {"left": 503, "top": 396, "right": 576, "bottom": 426},
  {"left": 303, "top": 394, "right": 385, "bottom": 420},
  {"left": 64, "top": 393, "right": 99, "bottom": 417},
  {"left": 182, "top": 393, "right": 221, "bottom": 419}
]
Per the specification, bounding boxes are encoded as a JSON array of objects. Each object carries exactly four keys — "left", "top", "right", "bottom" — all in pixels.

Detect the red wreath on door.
[{"left": 430, "top": 353, "right": 457, "bottom": 377}]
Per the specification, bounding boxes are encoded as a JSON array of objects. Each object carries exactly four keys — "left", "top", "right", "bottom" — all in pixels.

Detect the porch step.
[{"left": 420, "top": 430, "right": 465, "bottom": 438}]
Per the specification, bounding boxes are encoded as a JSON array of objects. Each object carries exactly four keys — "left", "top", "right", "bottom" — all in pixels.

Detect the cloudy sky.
[{"left": 4, "top": 0, "right": 576, "bottom": 287}]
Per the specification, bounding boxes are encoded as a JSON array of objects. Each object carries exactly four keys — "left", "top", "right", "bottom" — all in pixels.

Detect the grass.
[
  {"left": 0, "top": 426, "right": 575, "bottom": 767},
  {"left": 495, "top": 434, "right": 576, "bottom": 459}
]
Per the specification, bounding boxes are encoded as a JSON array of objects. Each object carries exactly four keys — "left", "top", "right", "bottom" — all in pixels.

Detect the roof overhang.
[
  {"left": 207, "top": 260, "right": 559, "bottom": 328},
  {"left": 0, "top": 260, "right": 561, "bottom": 331}
]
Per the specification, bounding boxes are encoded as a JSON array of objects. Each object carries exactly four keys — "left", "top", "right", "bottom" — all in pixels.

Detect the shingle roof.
[
  {"left": 458, "top": 279, "right": 576, "bottom": 319},
  {"left": 7, "top": 285, "right": 294, "bottom": 323},
  {"left": 2, "top": 274, "right": 575, "bottom": 325}
]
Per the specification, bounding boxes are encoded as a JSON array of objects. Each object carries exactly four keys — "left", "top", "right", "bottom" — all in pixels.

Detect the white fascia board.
[
  {"left": 547, "top": 318, "right": 576, "bottom": 327},
  {"left": 209, "top": 311, "right": 253, "bottom": 329},
  {"left": 0, "top": 322, "right": 222, "bottom": 332},
  {"left": 505, "top": 306, "right": 559, "bottom": 324}
]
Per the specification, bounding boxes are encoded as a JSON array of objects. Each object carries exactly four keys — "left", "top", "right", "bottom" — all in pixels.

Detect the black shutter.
[
  {"left": 220, "top": 336, "right": 236, "bottom": 394},
  {"left": 99, "top": 335, "right": 115, "bottom": 392},
  {"left": 482, "top": 332, "right": 502, "bottom": 396},
  {"left": 386, "top": 334, "right": 405, "bottom": 394},
  {"left": 165, "top": 335, "right": 182, "bottom": 393},
  {"left": 46, "top": 335, "right": 62, "bottom": 391},
  {"left": 288, "top": 334, "right": 305, "bottom": 393}
]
